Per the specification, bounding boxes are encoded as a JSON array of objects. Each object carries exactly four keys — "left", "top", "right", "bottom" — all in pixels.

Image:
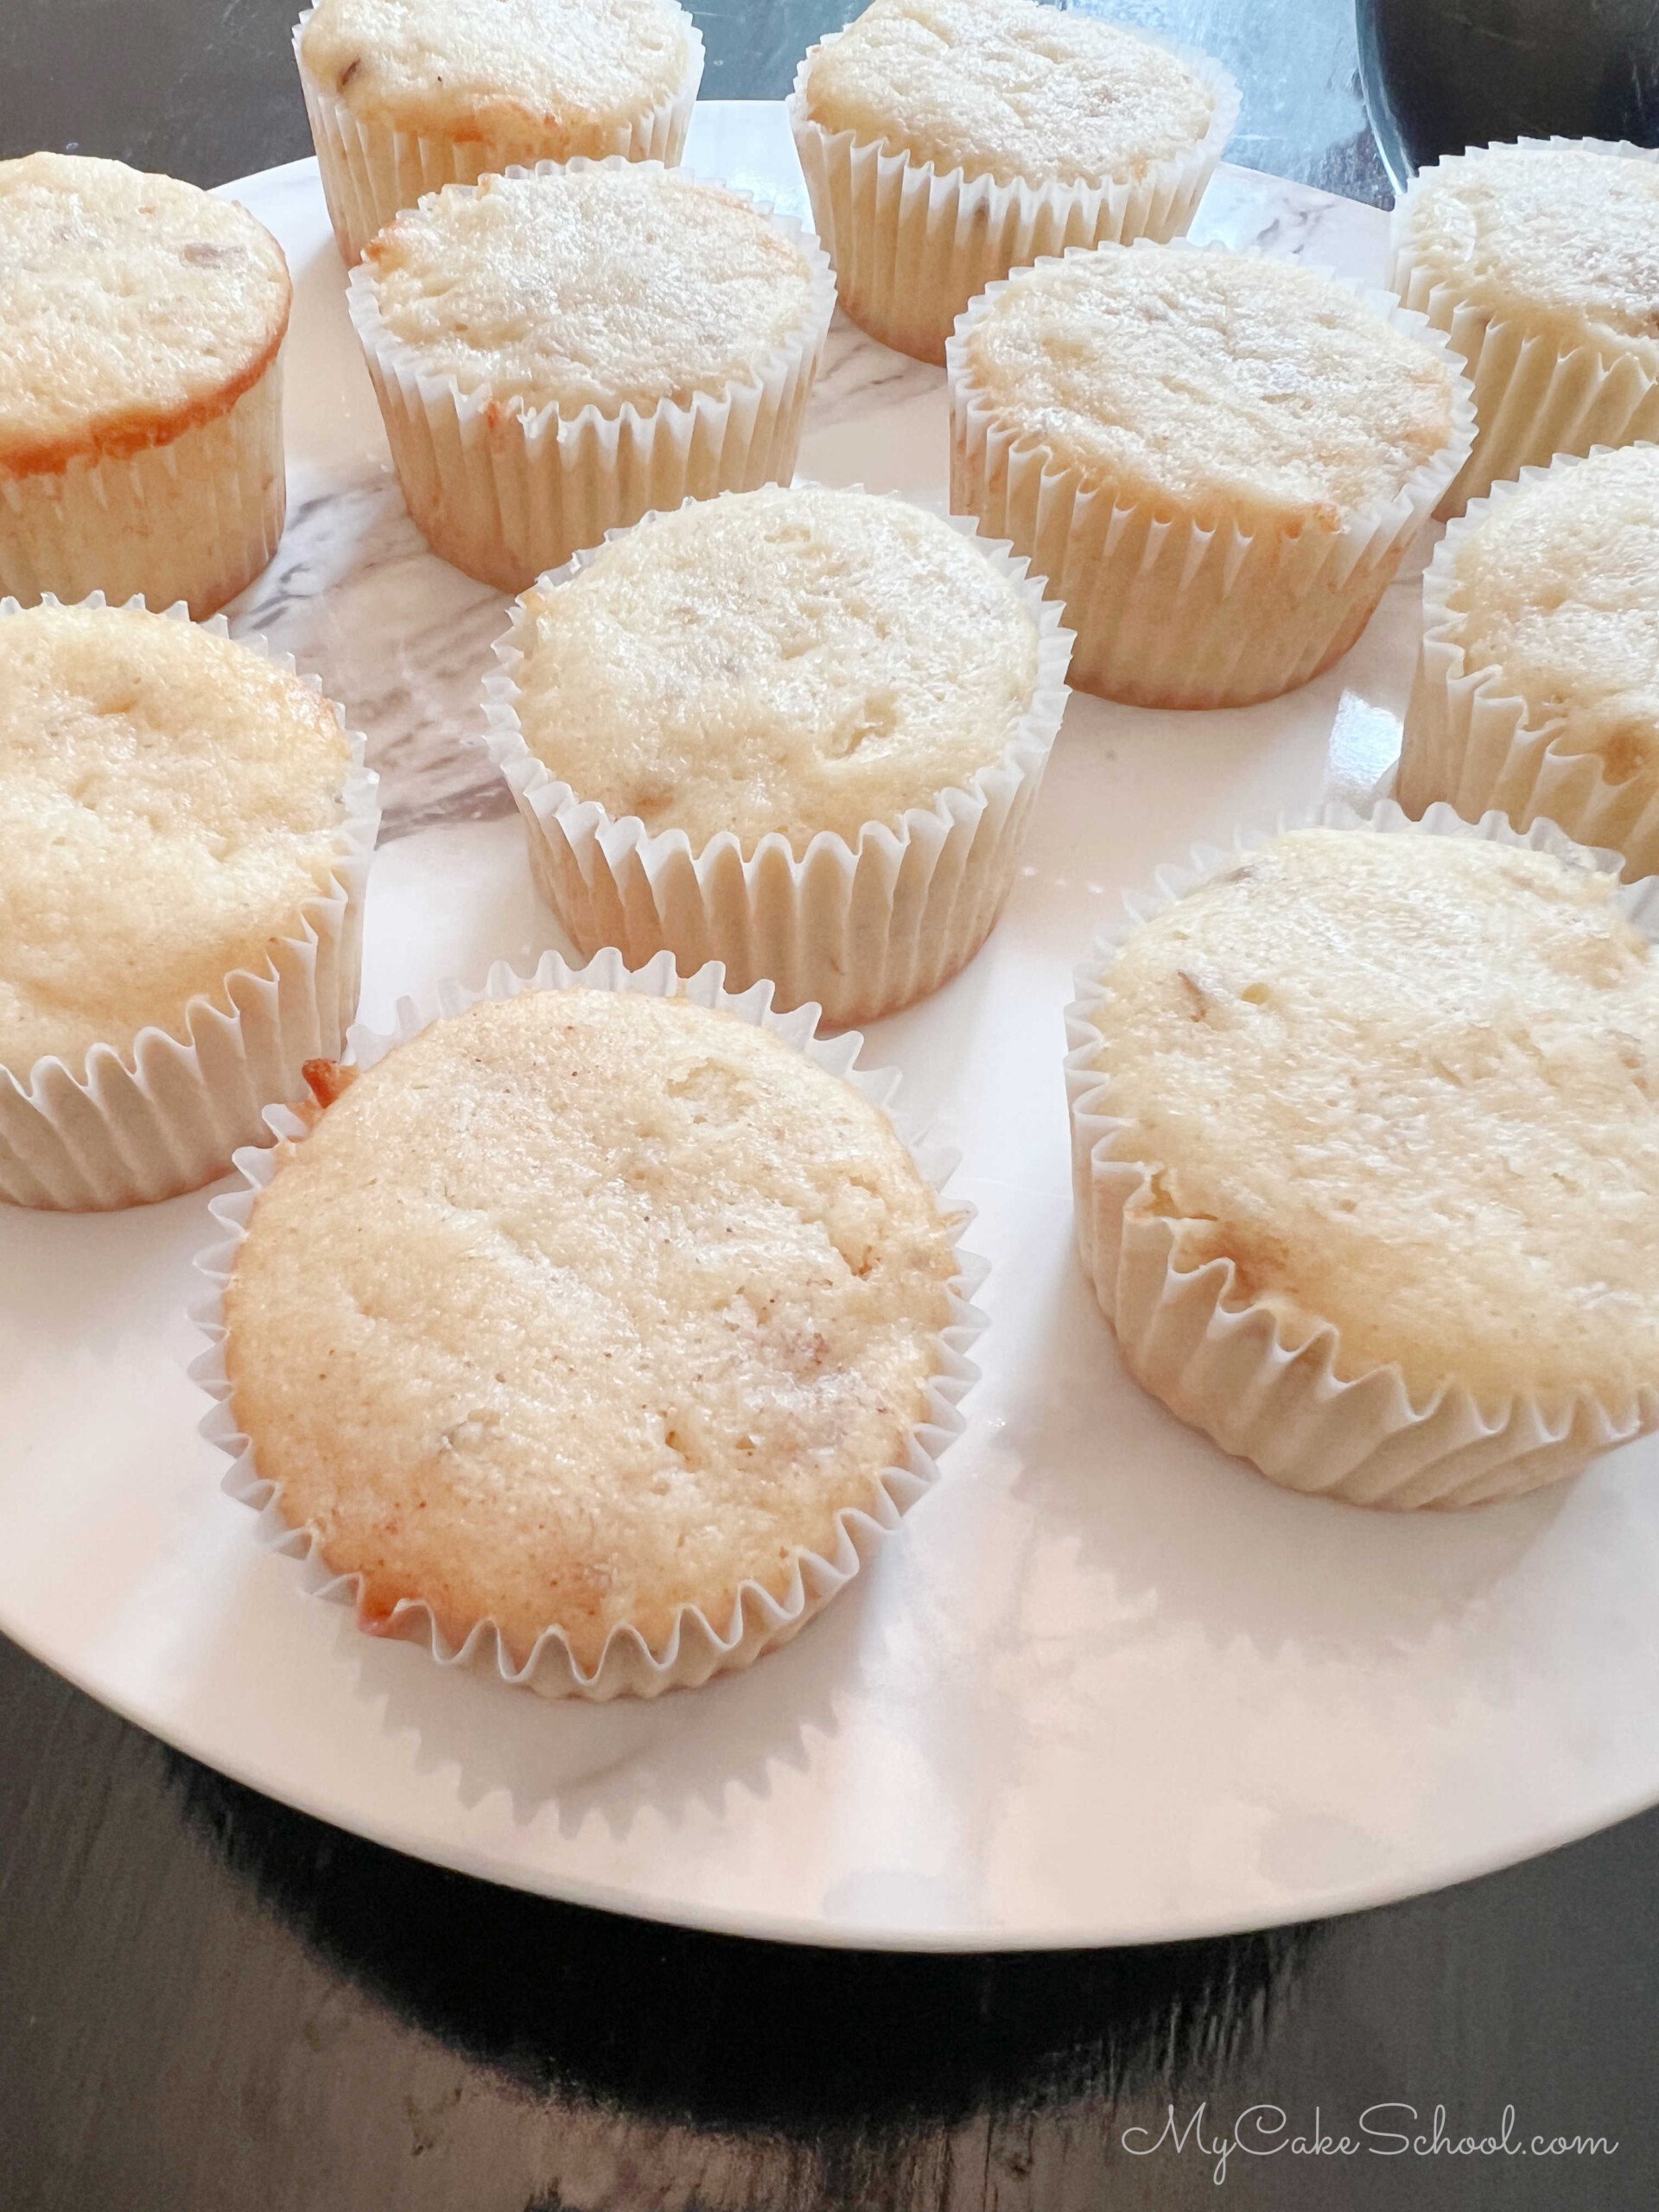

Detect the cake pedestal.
[{"left": 3, "top": 108, "right": 1656, "bottom": 1949}]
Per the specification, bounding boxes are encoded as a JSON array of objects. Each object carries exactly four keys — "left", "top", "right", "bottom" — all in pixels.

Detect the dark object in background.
[{"left": 1357, "top": 0, "right": 1659, "bottom": 189}]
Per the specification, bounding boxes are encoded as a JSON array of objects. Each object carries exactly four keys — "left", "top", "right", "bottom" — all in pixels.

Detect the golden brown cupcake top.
[
  {"left": 0, "top": 153, "right": 289, "bottom": 477},
  {"left": 225, "top": 988, "right": 961, "bottom": 1667},
  {"left": 302, "top": 0, "right": 695, "bottom": 163},
  {"left": 1088, "top": 828, "right": 1659, "bottom": 1401}
]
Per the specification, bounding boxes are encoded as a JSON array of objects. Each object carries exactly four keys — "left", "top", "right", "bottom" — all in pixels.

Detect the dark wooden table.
[{"left": 2, "top": 5, "right": 1656, "bottom": 2207}]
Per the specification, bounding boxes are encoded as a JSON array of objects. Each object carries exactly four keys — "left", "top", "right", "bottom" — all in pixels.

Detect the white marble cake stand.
[{"left": 3, "top": 104, "right": 1657, "bottom": 1951}]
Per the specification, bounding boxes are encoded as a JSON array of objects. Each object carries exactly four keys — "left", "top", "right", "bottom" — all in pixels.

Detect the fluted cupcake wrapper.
[
  {"left": 0, "top": 359, "right": 286, "bottom": 622},
  {"left": 294, "top": 6, "right": 706, "bottom": 265},
  {"left": 346, "top": 157, "right": 836, "bottom": 593},
  {"left": 1065, "top": 797, "right": 1659, "bottom": 1510},
  {"left": 1387, "top": 137, "right": 1659, "bottom": 519},
  {"left": 787, "top": 35, "right": 1238, "bottom": 366},
  {"left": 1396, "top": 443, "right": 1659, "bottom": 877},
  {"left": 188, "top": 947, "right": 988, "bottom": 1701},
  {"left": 481, "top": 489, "right": 1074, "bottom": 1027},
  {"left": 948, "top": 244, "right": 1477, "bottom": 709},
  {"left": 0, "top": 595, "right": 379, "bottom": 1211}
]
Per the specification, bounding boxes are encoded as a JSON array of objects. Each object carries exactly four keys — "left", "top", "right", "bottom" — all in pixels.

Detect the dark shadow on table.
[{"left": 168, "top": 1752, "right": 1314, "bottom": 2131}]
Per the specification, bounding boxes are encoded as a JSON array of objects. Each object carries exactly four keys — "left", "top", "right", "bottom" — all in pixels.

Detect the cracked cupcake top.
[
  {"left": 511, "top": 486, "right": 1042, "bottom": 849},
  {"left": 225, "top": 988, "right": 960, "bottom": 1665},
  {"left": 1085, "top": 828, "right": 1659, "bottom": 1402}
]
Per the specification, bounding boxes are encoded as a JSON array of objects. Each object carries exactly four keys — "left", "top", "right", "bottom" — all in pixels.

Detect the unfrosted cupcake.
[
  {"left": 791, "top": 0, "right": 1236, "bottom": 364},
  {"left": 1399, "top": 443, "right": 1659, "bottom": 876},
  {"left": 350, "top": 160, "right": 835, "bottom": 591},
  {"left": 1389, "top": 140, "right": 1659, "bottom": 515},
  {"left": 210, "top": 977, "right": 976, "bottom": 1697},
  {"left": 0, "top": 599, "right": 377, "bottom": 1211},
  {"left": 296, "top": 0, "right": 703, "bottom": 264},
  {"left": 0, "top": 154, "right": 289, "bottom": 619},
  {"left": 485, "top": 484, "right": 1071, "bottom": 1025},
  {"left": 948, "top": 240, "right": 1472, "bottom": 707},
  {"left": 1065, "top": 810, "right": 1659, "bottom": 1508}
]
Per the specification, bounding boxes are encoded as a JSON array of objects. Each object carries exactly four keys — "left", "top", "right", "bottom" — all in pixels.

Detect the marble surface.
[
  {"left": 15, "top": 105, "right": 1659, "bottom": 1955},
  {"left": 228, "top": 100, "right": 1394, "bottom": 842}
]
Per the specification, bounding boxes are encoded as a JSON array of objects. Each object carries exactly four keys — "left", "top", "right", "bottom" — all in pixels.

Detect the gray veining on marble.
[{"left": 236, "top": 465, "right": 515, "bottom": 841}]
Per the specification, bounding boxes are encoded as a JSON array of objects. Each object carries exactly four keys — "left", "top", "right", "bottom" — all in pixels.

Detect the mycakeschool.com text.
[{"left": 1119, "top": 2103, "right": 1618, "bottom": 2187}]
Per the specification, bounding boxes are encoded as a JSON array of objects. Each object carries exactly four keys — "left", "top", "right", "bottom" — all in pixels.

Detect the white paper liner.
[
  {"left": 787, "top": 32, "right": 1239, "bottom": 365},
  {"left": 1388, "top": 137, "right": 1659, "bottom": 518},
  {"left": 188, "top": 948, "right": 988, "bottom": 1700},
  {"left": 0, "top": 595, "right": 380, "bottom": 1211},
  {"left": 0, "top": 354, "right": 287, "bottom": 622},
  {"left": 481, "top": 487, "right": 1074, "bottom": 1027},
  {"left": 947, "top": 243, "right": 1477, "bottom": 709},
  {"left": 1396, "top": 443, "right": 1659, "bottom": 877},
  {"left": 294, "top": 5, "right": 706, "bottom": 265},
  {"left": 1065, "top": 797, "right": 1659, "bottom": 1510},
  {"left": 346, "top": 157, "right": 836, "bottom": 593}
]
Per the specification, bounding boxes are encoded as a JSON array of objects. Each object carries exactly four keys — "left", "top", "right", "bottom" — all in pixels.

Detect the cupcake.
[
  {"left": 349, "top": 160, "right": 836, "bottom": 592},
  {"left": 0, "top": 598, "right": 378, "bottom": 1211},
  {"left": 296, "top": 0, "right": 704, "bottom": 264},
  {"left": 1065, "top": 805, "right": 1659, "bottom": 1509},
  {"left": 484, "top": 484, "right": 1072, "bottom": 1026},
  {"left": 948, "top": 240, "right": 1473, "bottom": 708},
  {"left": 1389, "top": 140, "right": 1659, "bottom": 516},
  {"left": 791, "top": 0, "right": 1236, "bottom": 365},
  {"left": 0, "top": 153, "right": 290, "bottom": 620},
  {"left": 197, "top": 963, "right": 982, "bottom": 1699},
  {"left": 1399, "top": 443, "right": 1659, "bottom": 877}
]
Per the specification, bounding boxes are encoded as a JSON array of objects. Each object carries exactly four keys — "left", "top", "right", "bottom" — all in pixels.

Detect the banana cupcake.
[
  {"left": 948, "top": 240, "right": 1472, "bottom": 707},
  {"left": 485, "top": 485, "right": 1071, "bottom": 1025},
  {"left": 791, "top": 0, "right": 1236, "bottom": 364},
  {"left": 1389, "top": 140, "right": 1659, "bottom": 515},
  {"left": 350, "top": 159, "right": 835, "bottom": 591},
  {"left": 1065, "top": 808, "right": 1659, "bottom": 1509},
  {"left": 0, "top": 599, "right": 377, "bottom": 1211},
  {"left": 0, "top": 153, "right": 290, "bottom": 619},
  {"left": 1399, "top": 443, "right": 1659, "bottom": 876},
  {"left": 202, "top": 970, "right": 980, "bottom": 1698},
  {"left": 296, "top": 0, "right": 703, "bottom": 264}
]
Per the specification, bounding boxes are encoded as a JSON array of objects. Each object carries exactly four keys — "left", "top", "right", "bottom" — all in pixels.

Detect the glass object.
[{"left": 1357, "top": 0, "right": 1659, "bottom": 192}]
